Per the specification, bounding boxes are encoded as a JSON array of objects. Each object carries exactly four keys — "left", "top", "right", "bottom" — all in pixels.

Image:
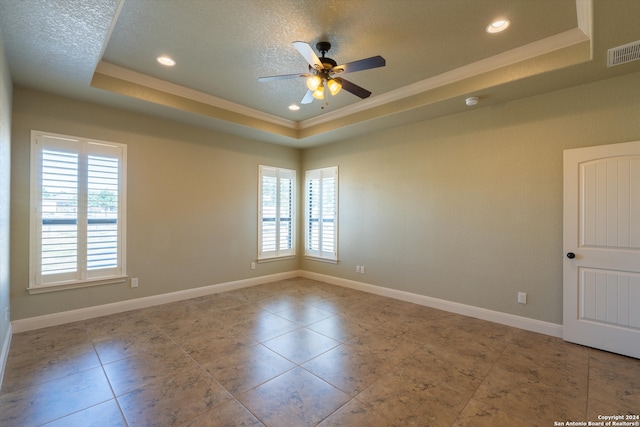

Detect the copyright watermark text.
[{"left": 554, "top": 415, "right": 640, "bottom": 426}]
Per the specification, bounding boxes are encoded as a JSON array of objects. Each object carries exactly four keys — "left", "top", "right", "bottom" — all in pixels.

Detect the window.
[
  {"left": 258, "top": 165, "right": 296, "bottom": 260},
  {"left": 29, "top": 131, "right": 127, "bottom": 291},
  {"left": 305, "top": 166, "right": 338, "bottom": 262}
]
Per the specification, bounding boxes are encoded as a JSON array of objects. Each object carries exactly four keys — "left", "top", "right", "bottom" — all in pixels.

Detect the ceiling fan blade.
[
  {"left": 258, "top": 73, "right": 309, "bottom": 82},
  {"left": 333, "top": 55, "right": 386, "bottom": 74},
  {"left": 293, "top": 41, "right": 322, "bottom": 70},
  {"left": 301, "top": 90, "right": 314, "bottom": 104},
  {"left": 334, "top": 78, "right": 372, "bottom": 99}
]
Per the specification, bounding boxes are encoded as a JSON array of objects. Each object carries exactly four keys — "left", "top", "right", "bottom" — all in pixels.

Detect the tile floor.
[{"left": 1, "top": 278, "right": 639, "bottom": 426}]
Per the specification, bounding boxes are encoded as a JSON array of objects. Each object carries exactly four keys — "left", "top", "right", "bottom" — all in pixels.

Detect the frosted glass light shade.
[
  {"left": 306, "top": 75, "right": 321, "bottom": 91},
  {"left": 327, "top": 79, "right": 342, "bottom": 96},
  {"left": 312, "top": 87, "right": 325, "bottom": 99}
]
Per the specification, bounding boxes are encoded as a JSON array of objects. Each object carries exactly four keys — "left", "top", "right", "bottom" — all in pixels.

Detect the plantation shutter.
[
  {"left": 305, "top": 166, "right": 338, "bottom": 261},
  {"left": 40, "top": 145, "right": 80, "bottom": 281},
  {"left": 87, "top": 153, "right": 120, "bottom": 273},
  {"left": 30, "top": 132, "right": 127, "bottom": 289},
  {"left": 258, "top": 166, "right": 296, "bottom": 259},
  {"left": 279, "top": 172, "right": 294, "bottom": 252}
]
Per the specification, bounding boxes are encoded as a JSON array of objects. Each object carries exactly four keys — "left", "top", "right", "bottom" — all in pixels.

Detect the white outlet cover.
[{"left": 517, "top": 292, "right": 527, "bottom": 304}]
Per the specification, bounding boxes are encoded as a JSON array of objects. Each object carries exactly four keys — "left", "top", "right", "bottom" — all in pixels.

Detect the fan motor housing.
[
  {"left": 308, "top": 57, "right": 337, "bottom": 73},
  {"left": 321, "top": 57, "right": 337, "bottom": 69}
]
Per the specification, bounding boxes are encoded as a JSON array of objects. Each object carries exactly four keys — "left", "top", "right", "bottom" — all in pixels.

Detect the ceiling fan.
[{"left": 258, "top": 41, "right": 386, "bottom": 105}]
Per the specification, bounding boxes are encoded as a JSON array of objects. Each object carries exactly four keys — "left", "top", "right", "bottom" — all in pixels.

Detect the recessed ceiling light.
[
  {"left": 157, "top": 55, "right": 176, "bottom": 66},
  {"left": 486, "top": 19, "right": 510, "bottom": 34},
  {"left": 288, "top": 104, "right": 300, "bottom": 111}
]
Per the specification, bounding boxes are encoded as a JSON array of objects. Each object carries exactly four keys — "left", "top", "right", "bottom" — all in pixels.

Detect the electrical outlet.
[
  {"left": 250, "top": 262, "right": 256, "bottom": 270},
  {"left": 518, "top": 292, "right": 527, "bottom": 304},
  {"left": 360, "top": 266, "right": 365, "bottom": 274},
  {"left": 4, "top": 307, "right": 8, "bottom": 322},
  {"left": 131, "top": 278, "right": 139, "bottom": 288},
  {"left": 356, "top": 265, "right": 360, "bottom": 273}
]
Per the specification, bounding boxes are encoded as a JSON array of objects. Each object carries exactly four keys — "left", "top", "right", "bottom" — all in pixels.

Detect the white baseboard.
[
  {"left": 11, "top": 271, "right": 300, "bottom": 334},
  {"left": 0, "top": 322, "right": 12, "bottom": 390},
  {"left": 10, "top": 269, "right": 562, "bottom": 339},
  {"left": 301, "top": 271, "right": 563, "bottom": 338}
]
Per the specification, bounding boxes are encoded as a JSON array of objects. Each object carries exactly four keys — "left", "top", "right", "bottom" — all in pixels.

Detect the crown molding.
[
  {"left": 300, "top": 27, "right": 590, "bottom": 130},
  {"left": 92, "top": 1, "right": 592, "bottom": 141},
  {"left": 93, "top": 61, "right": 298, "bottom": 130}
]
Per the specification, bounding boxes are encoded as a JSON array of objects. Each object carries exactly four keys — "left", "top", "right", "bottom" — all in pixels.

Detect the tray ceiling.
[{"left": 1, "top": 0, "right": 640, "bottom": 146}]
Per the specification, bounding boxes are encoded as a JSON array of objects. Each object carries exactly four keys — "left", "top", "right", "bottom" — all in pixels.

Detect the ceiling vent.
[{"left": 607, "top": 40, "right": 640, "bottom": 67}]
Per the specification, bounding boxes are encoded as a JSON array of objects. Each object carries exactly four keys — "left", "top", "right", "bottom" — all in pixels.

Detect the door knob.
[{"left": 566, "top": 252, "right": 576, "bottom": 259}]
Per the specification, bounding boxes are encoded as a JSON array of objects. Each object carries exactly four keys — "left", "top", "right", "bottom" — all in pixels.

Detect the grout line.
[
  {"left": 6, "top": 278, "right": 630, "bottom": 426},
  {"left": 98, "top": 359, "right": 130, "bottom": 427}
]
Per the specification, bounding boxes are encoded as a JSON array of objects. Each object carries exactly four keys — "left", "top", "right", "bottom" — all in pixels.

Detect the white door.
[{"left": 563, "top": 140, "right": 640, "bottom": 359}]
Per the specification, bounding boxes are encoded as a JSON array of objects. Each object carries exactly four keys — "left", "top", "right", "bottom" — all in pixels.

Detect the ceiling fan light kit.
[{"left": 258, "top": 40, "right": 386, "bottom": 107}]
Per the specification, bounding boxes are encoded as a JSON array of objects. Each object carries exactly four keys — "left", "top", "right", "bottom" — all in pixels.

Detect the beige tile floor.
[{"left": 1, "top": 278, "right": 639, "bottom": 426}]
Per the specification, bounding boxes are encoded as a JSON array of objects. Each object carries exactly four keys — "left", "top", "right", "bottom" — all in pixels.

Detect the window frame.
[
  {"left": 28, "top": 130, "right": 127, "bottom": 293},
  {"left": 304, "top": 166, "right": 338, "bottom": 263},
  {"left": 258, "top": 165, "right": 297, "bottom": 261}
]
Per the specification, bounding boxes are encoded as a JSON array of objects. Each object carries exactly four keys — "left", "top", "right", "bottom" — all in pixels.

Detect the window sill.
[
  {"left": 27, "top": 275, "right": 128, "bottom": 294},
  {"left": 304, "top": 256, "right": 339, "bottom": 264},
  {"left": 257, "top": 255, "right": 296, "bottom": 263}
]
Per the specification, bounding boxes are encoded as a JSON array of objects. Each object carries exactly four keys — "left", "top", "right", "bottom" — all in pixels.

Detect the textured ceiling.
[
  {"left": 1, "top": 0, "right": 640, "bottom": 147},
  {"left": 102, "top": 0, "right": 577, "bottom": 119}
]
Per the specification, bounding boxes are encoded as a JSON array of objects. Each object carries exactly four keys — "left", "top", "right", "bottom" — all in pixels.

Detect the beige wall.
[
  {"left": 8, "top": 71, "right": 640, "bottom": 326},
  {"left": 0, "top": 34, "right": 12, "bottom": 352},
  {"left": 302, "top": 71, "right": 640, "bottom": 325},
  {"left": 10, "top": 88, "right": 300, "bottom": 320}
]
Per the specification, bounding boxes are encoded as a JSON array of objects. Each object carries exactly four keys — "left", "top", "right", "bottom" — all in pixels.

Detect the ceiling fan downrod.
[{"left": 315, "top": 41, "right": 337, "bottom": 69}]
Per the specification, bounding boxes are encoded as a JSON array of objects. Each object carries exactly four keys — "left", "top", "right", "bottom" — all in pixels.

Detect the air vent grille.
[{"left": 607, "top": 40, "right": 640, "bottom": 67}]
